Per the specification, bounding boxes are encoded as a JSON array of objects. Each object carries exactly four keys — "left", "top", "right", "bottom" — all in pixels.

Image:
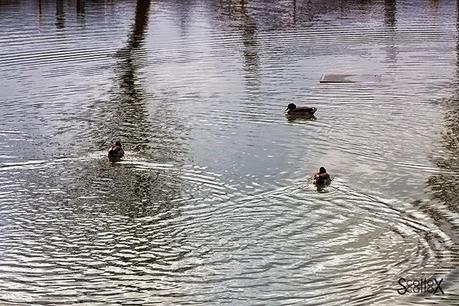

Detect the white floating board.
[{"left": 320, "top": 74, "right": 382, "bottom": 83}]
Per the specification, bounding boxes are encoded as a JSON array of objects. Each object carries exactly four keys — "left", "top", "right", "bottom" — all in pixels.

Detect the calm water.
[{"left": 0, "top": 0, "right": 458, "bottom": 304}]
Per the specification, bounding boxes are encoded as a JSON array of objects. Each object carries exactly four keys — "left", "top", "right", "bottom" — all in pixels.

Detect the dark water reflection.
[
  {"left": 76, "top": 0, "right": 85, "bottom": 17},
  {"left": 0, "top": 0, "right": 458, "bottom": 304},
  {"left": 422, "top": 2, "right": 459, "bottom": 299},
  {"left": 55, "top": 0, "right": 65, "bottom": 29}
]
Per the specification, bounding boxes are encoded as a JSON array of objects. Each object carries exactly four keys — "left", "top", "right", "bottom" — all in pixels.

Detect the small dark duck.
[
  {"left": 314, "top": 167, "right": 331, "bottom": 187},
  {"left": 285, "top": 103, "right": 317, "bottom": 117},
  {"left": 108, "top": 141, "right": 125, "bottom": 162}
]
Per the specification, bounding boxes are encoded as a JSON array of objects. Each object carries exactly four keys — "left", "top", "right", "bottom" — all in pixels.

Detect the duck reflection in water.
[
  {"left": 314, "top": 167, "right": 331, "bottom": 189},
  {"left": 108, "top": 141, "right": 125, "bottom": 162}
]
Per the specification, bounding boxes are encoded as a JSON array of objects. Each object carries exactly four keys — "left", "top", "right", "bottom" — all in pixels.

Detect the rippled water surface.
[{"left": 0, "top": 0, "right": 458, "bottom": 304}]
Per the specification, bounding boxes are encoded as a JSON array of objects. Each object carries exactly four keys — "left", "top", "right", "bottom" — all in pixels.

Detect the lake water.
[{"left": 0, "top": 0, "right": 458, "bottom": 304}]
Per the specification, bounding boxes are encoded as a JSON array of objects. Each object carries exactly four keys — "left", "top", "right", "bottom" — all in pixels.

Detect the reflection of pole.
[
  {"left": 56, "top": 0, "right": 65, "bottom": 29},
  {"left": 240, "top": 0, "right": 259, "bottom": 94},
  {"left": 129, "top": 0, "right": 152, "bottom": 49},
  {"left": 38, "top": 0, "right": 42, "bottom": 23},
  {"left": 77, "top": 0, "right": 85, "bottom": 16},
  {"left": 384, "top": 0, "right": 397, "bottom": 64},
  {"left": 306, "top": 0, "right": 313, "bottom": 22},
  {"left": 293, "top": 0, "right": 296, "bottom": 23},
  {"left": 384, "top": 0, "right": 396, "bottom": 29}
]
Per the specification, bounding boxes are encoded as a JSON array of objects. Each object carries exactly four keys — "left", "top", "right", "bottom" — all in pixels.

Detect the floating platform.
[{"left": 320, "top": 74, "right": 381, "bottom": 83}]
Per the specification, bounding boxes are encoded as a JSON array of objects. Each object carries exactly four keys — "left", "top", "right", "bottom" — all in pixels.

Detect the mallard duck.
[
  {"left": 108, "top": 141, "right": 125, "bottom": 162},
  {"left": 285, "top": 103, "right": 317, "bottom": 117},
  {"left": 314, "top": 167, "right": 331, "bottom": 187}
]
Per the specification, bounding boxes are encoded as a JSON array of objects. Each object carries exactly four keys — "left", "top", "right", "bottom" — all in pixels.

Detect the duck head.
[
  {"left": 285, "top": 103, "right": 296, "bottom": 111},
  {"left": 319, "top": 167, "right": 327, "bottom": 174}
]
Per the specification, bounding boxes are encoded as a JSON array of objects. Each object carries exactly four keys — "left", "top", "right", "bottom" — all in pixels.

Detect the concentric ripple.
[{"left": 0, "top": 155, "right": 455, "bottom": 305}]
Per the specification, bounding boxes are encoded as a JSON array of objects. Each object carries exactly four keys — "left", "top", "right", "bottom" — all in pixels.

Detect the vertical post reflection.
[
  {"left": 111, "top": 0, "right": 152, "bottom": 148},
  {"left": 306, "top": 0, "right": 313, "bottom": 23},
  {"left": 241, "top": 6, "right": 258, "bottom": 69},
  {"left": 384, "top": 0, "right": 396, "bottom": 29},
  {"left": 38, "top": 0, "right": 43, "bottom": 26},
  {"left": 384, "top": 0, "right": 397, "bottom": 64},
  {"left": 240, "top": 2, "right": 259, "bottom": 94},
  {"left": 56, "top": 0, "right": 65, "bottom": 29},
  {"left": 292, "top": 0, "right": 296, "bottom": 23},
  {"left": 77, "top": 0, "right": 85, "bottom": 17},
  {"left": 129, "top": 0, "right": 151, "bottom": 49}
]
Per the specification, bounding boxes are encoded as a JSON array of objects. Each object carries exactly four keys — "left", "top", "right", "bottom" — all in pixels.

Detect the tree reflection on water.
[
  {"left": 104, "top": 0, "right": 186, "bottom": 218},
  {"left": 422, "top": 1, "right": 459, "bottom": 296},
  {"left": 70, "top": 0, "right": 188, "bottom": 220},
  {"left": 427, "top": 2, "right": 459, "bottom": 217}
]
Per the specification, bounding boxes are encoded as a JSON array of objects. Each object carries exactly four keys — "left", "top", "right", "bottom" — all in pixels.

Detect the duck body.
[
  {"left": 108, "top": 141, "right": 125, "bottom": 162},
  {"left": 314, "top": 167, "right": 331, "bottom": 187},
  {"left": 285, "top": 103, "right": 317, "bottom": 118}
]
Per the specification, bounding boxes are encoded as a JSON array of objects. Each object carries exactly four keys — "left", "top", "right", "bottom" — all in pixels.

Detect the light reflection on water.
[{"left": 0, "top": 0, "right": 457, "bottom": 304}]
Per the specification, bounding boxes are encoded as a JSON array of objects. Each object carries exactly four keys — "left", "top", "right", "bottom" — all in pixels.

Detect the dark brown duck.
[
  {"left": 108, "top": 141, "right": 125, "bottom": 162},
  {"left": 285, "top": 103, "right": 317, "bottom": 117}
]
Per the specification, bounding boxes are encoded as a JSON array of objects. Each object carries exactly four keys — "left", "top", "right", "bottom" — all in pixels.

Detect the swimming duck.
[
  {"left": 108, "top": 141, "right": 125, "bottom": 162},
  {"left": 314, "top": 167, "right": 331, "bottom": 187},
  {"left": 285, "top": 103, "right": 317, "bottom": 117}
]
